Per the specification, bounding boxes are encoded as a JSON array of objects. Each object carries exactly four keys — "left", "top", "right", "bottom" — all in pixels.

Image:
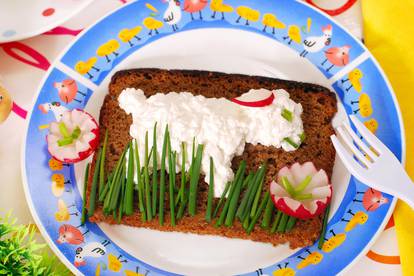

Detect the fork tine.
[
  {"left": 336, "top": 126, "right": 371, "bottom": 168},
  {"left": 331, "top": 135, "right": 367, "bottom": 180},
  {"left": 350, "top": 115, "right": 385, "bottom": 154},
  {"left": 342, "top": 123, "right": 378, "bottom": 161}
]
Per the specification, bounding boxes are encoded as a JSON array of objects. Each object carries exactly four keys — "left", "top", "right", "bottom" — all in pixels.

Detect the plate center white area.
[{"left": 75, "top": 28, "right": 350, "bottom": 276}]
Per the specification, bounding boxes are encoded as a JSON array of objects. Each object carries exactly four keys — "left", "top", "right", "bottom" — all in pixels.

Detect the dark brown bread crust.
[{"left": 86, "top": 68, "right": 337, "bottom": 249}]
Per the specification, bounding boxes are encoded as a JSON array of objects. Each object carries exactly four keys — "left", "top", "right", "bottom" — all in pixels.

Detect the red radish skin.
[
  {"left": 47, "top": 109, "right": 99, "bottom": 164},
  {"left": 231, "top": 91, "right": 275, "bottom": 107},
  {"left": 271, "top": 186, "right": 332, "bottom": 219},
  {"left": 270, "top": 161, "right": 332, "bottom": 219}
]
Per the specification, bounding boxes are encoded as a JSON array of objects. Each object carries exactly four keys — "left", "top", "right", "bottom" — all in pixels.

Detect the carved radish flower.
[
  {"left": 270, "top": 162, "right": 332, "bottom": 219},
  {"left": 47, "top": 109, "right": 99, "bottom": 163}
]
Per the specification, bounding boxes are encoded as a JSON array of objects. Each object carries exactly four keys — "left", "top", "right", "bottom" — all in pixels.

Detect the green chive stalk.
[
  {"left": 88, "top": 149, "right": 102, "bottom": 216},
  {"left": 99, "top": 130, "right": 108, "bottom": 196},
  {"left": 125, "top": 143, "right": 135, "bottom": 215},
  {"left": 81, "top": 163, "right": 90, "bottom": 224},
  {"left": 144, "top": 131, "right": 153, "bottom": 220},
  {"left": 133, "top": 139, "right": 146, "bottom": 222},
  {"left": 152, "top": 123, "right": 158, "bottom": 216},
  {"left": 225, "top": 161, "right": 246, "bottom": 226},
  {"left": 318, "top": 204, "right": 330, "bottom": 249},
  {"left": 188, "top": 144, "right": 204, "bottom": 216},
  {"left": 247, "top": 192, "right": 270, "bottom": 234},
  {"left": 205, "top": 157, "right": 215, "bottom": 222},
  {"left": 159, "top": 126, "right": 169, "bottom": 225}
]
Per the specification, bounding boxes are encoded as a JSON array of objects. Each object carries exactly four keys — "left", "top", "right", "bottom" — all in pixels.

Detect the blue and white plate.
[{"left": 22, "top": 0, "right": 404, "bottom": 275}]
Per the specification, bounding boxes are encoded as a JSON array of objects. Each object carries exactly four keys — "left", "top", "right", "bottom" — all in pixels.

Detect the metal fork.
[{"left": 330, "top": 115, "right": 414, "bottom": 208}]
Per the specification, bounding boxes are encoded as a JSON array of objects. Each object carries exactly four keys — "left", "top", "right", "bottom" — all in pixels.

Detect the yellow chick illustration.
[
  {"left": 283, "top": 25, "right": 301, "bottom": 45},
  {"left": 118, "top": 26, "right": 143, "bottom": 47},
  {"left": 75, "top": 57, "right": 100, "bottom": 79},
  {"left": 210, "top": 0, "right": 233, "bottom": 19},
  {"left": 108, "top": 254, "right": 123, "bottom": 272},
  {"left": 343, "top": 210, "right": 368, "bottom": 232},
  {"left": 49, "top": 158, "right": 63, "bottom": 171},
  {"left": 235, "top": 6, "right": 260, "bottom": 25},
  {"left": 296, "top": 250, "right": 323, "bottom": 269},
  {"left": 262, "top": 13, "right": 286, "bottom": 35},
  {"left": 273, "top": 263, "right": 296, "bottom": 276},
  {"left": 51, "top": 173, "right": 68, "bottom": 197},
  {"left": 55, "top": 199, "right": 77, "bottom": 222},
  {"left": 0, "top": 83, "right": 12, "bottom": 124},
  {"left": 97, "top": 39, "right": 120, "bottom": 63},
  {"left": 125, "top": 266, "right": 148, "bottom": 276},
  {"left": 321, "top": 230, "right": 346, "bottom": 253},
  {"left": 344, "top": 68, "right": 363, "bottom": 92},
  {"left": 143, "top": 17, "right": 164, "bottom": 35},
  {"left": 363, "top": 118, "right": 379, "bottom": 134},
  {"left": 351, "top": 93, "right": 373, "bottom": 118}
]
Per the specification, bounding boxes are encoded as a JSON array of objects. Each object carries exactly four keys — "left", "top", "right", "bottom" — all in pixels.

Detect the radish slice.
[
  {"left": 231, "top": 88, "right": 275, "bottom": 107},
  {"left": 270, "top": 161, "right": 332, "bottom": 219},
  {"left": 47, "top": 109, "right": 99, "bottom": 163}
]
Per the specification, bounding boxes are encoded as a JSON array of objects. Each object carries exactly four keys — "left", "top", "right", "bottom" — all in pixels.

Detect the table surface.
[{"left": 0, "top": 0, "right": 402, "bottom": 275}]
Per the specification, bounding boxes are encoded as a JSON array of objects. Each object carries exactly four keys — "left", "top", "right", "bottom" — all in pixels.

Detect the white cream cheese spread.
[{"left": 118, "top": 88, "right": 303, "bottom": 197}]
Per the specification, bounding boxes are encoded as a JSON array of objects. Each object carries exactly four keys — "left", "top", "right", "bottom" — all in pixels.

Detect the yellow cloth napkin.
[{"left": 362, "top": 1, "right": 414, "bottom": 274}]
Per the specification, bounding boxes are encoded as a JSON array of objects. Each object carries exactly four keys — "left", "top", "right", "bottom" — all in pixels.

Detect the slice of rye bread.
[{"left": 86, "top": 68, "right": 337, "bottom": 249}]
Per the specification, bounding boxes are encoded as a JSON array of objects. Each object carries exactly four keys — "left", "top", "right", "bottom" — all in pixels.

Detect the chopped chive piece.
[
  {"left": 81, "top": 163, "right": 90, "bottom": 224},
  {"left": 250, "top": 164, "right": 267, "bottom": 218},
  {"left": 134, "top": 140, "right": 146, "bottom": 222},
  {"left": 281, "top": 108, "right": 293, "bottom": 122},
  {"left": 168, "top": 149, "right": 176, "bottom": 226},
  {"left": 261, "top": 195, "right": 275, "bottom": 229},
  {"left": 99, "top": 130, "right": 108, "bottom": 197},
  {"left": 144, "top": 131, "right": 152, "bottom": 220},
  {"left": 205, "top": 157, "right": 214, "bottom": 222},
  {"left": 236, "top": 173, "right": 255, "bottom": 221},
  {"left": 88, "top": 148, "right": 102, "bottom": 216},
  {"left": 189, "top": 144, "right": 204, "bottom": 216},
  {"left": 225, "top": 161, "right": 246, "bottom": 226},
  {"left": 295, "top": 193, "right": 313, "bottom": 200},
  {"left": 299, "top": 132, "right": 306, "bottom": 142},
  {"left": 213, "top": 181, "right": 231, "bottom": 218},
  {"left": 277, "top": 213, "right": 289, "bottom": 233},
  {"left": 125, "top": 143, "right": 135, "bottom": 215},
  {"left": 159, "top": 126, "right": 168, "bottom": 225},
  {"left": 247, "top": 192, "right": 270, "bottom": 234},
  {"left": 270, "top": 210, "right": 283, "bottom": 233},
  {"left": 71, "top": 126, "right": 81, "bottom": 139},
  {"left": 58, "top": 122, "right": 70, "bottom": 137},
  {"left": 285, "top": 216, "right": 297, "bottom": 232},
  {"left": 281, "top": 177, "right": 296, "bottom": 197},
  {"left": 152, "top": 123, "right": 158, "bottom": 217},
  {"left": 284, "top": 137, "right": 299, "bottom": 149},
  {"left": 57, "top": 137, "right": 73, "bottom": 147},
  {"left": 295, "top": 175, "right": 312, "bottom": 194},
  {"left": 318, "top": 204, "right": 330, "bottom": 249}
]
